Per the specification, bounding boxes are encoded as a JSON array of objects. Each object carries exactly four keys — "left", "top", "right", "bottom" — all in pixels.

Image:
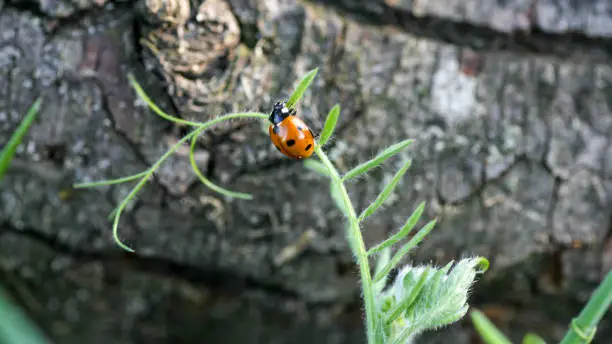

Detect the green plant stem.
[
  {"left": 73, "top": 170, "right": 150, "bottom": 188},
  {"left": 560, "top": 269, "right": 612, "bottom": 344},
  {"left": 315, "top": 145, "right": 377, "bottom": 344}
]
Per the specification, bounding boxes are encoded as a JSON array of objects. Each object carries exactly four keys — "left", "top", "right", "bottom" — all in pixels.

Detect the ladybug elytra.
[{"left": 268, "top": 102, "right": 315, "bottom": 160}]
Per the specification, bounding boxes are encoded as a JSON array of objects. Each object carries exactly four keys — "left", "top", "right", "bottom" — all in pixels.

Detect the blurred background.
[{"left": 1, "top": 0, "right": 611, "bottom": 343}]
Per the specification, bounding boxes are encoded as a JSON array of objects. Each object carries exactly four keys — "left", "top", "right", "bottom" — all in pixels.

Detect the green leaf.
[
  {"left": 432, "top": 304, "right": 470, "bottom": 329},
  {"left": 286, "top": 68, "right": 319, "bottom": 109},
  {"left": 384, "top": 267, "right": 432, "bottom": 324},
  {"left": 390, "top": 327, "right": 416, "bottom": 344},
  {"left": 330, "top": 181, "right": 350, "bottom": 216},
  {"left": 373, "top": 247, "right": 392, "bottom": 295},
  {"left": 189, "top": 133, "right": 252, "bottom": 200},
  {"left": 0, "top": 97, "right": 41, "bottom": 180},
  {"left": 357, "top": 159, "right": 413, "bottom": 222},
  {"left": 523, "top": 333, "right": 546, "bottom": 344},
  {"left": 385, "top": 258, "right": 488, "bottom": 342},
  {"left": 475, "top": 257, "right": 490, "bottom": 273},
  {"left": 0, "top": 287, "right": 50, "bottom": 344},
  {"left": 342, "top": 139, "right": 413, "bottom": 181},
  {"left": 373, "top": 219, "right": 437, "bottom": 283},
  {"left": 318, "top": 104, "right": 340, "bottom": 146},
  {"left": 368, "top": 202, "right": 425, "bottom": 256},
  {"left": 303, "top": 159, "right": 330, "bottom": 177},
  {"left": 471, "top": 309, "right": 513, "bottom": 344},
  {"left": 374, "top": 316, "right": 389, "bottom": 344},
  {"left": 426, "top": 262, "right": 452, "bottom": 296},
  {"left": 73, "top": 170, "right": 150, "bottom": 189},
  {"left": 128, "top": 73, "right": 204, "bottom": 127}
]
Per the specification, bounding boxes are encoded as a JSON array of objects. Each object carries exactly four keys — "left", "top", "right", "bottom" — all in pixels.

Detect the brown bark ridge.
[{"left": 1, "top": 0, "right": 611, "bottom": 343}]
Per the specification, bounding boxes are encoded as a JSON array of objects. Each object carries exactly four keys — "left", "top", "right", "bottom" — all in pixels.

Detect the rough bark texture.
[{"left": 1, "top": 0, "right": 611, "bottom": 343}]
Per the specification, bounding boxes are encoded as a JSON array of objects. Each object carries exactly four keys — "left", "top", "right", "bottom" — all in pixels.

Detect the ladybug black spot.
[
  {"left": 273, "top": 125, "right": 280, "bottom": 134},
  {"left": 286, "top": 139, "right": 296, "bottom": 147},
  {"left": 305, "top": 144, "right": 312, "bottom": 151}
]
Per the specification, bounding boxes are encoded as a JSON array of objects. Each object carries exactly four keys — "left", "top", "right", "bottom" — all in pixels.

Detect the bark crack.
[{"left": 0, "top": 222, "right": 302, "bottom": 300}]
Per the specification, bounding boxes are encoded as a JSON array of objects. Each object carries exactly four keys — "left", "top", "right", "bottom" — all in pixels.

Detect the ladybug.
[{"left": 268, "top": 102, "right": 315, "bottom": 160}]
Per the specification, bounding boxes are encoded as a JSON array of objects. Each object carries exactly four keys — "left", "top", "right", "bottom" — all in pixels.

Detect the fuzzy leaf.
[
  {"left": 368, "top": 202, "right": 425, "bottom": 256},
  {"left": 318, "top": 104, "right": 340, "bottom": 146},
  {"left": 373, "top": 219, "right": 437, "bottom": 283},
  {"left": 330, "top": 181, "right": 350, "bottom": 216},
  {"left": 286, "top": 68, "right": 319, "bottom": 109},
  {"left": 373, "top": 247, "right": 392, "bottom": 295},
  {"left": 358, "top": 159, "right": 412, "bottom": 222},
  {"left": 390, "top": 329, "right": 416, "bottom": 344},
  {"left": 384, "top": 267, "right": 432, "bottom": 324},
  {"left": 471, "top": 310, "right": 513, "bottom": 344},
  {"left": 0, "top": 97, "right": 41, "bottom": 180},
  {"left": 385, "top": 258, "right": 489, "bottom": 342},
  {"left": 303, "top": 159, "right": 330, "bottom": 177},
  {"left": 342, "top": 139, "right": 413, "bottom": 181}
]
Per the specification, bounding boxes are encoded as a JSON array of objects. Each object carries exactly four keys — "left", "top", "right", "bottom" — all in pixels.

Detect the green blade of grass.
[
  {"left": 523, "top": 333, "right": 546, "bottom": 344},
  {"left": 342, "top": 139, "right": 413, "bottom": 181},
  {"left": 0, "top": 97, "right": 41, "bottom": 180},
  {"left": 303, "top": 159, "right": 330, "bottom": 177},
  {"left": 357, "top": 159, "right": 412, "bottom": 222},
  {"left": 559, "top": 269, "right": 612, "bottom": 344},
  {"left": 367, "top": 202, "right": 425, "bottom": 256},
  {"left": 189, "top": 132, "right": 252, "bottom": 200},
  {"left": 471, "top": 309, "right": 514, "bottom": 344},
  {"left": 373, "top": 219, "right": 437, "bottom": 283},
  {"left": 73, "top": 170, "right": 150, "bottom": 189},
  {"left": 286, "top": 68, "right": 319, "bottom": 109},
  {"left": 318, "top": 104, "right": 340, "bottom": 146},
  {"left": 0, "top": 287, "right": 50, "bottom": 344},
  {"left": 128, "top": 73, "right": 206, "bottom": 127}
]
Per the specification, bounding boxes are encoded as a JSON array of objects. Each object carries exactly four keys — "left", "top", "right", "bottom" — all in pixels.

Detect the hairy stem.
[{"left": 315, "top": 145, "right": 377, "bottom": 343}]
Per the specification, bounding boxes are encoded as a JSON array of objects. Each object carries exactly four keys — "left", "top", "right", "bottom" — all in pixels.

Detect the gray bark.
[{"left": 1, "top": 0, "right": 611, "bottom": 343}]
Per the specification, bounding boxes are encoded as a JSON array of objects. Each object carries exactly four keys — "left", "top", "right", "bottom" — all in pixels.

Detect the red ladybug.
[{"left": 268, "top": 102, "right": 315, "bottom": 160}]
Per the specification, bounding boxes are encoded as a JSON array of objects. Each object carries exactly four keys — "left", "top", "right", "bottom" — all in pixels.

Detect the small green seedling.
[{"left": 75, "top": 69, "right": 489, "bottom": 343}]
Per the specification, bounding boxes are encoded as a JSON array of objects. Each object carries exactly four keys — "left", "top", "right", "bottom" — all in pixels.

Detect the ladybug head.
[{"left": 269, "top": 102, "right": 295, "bottom": 124}]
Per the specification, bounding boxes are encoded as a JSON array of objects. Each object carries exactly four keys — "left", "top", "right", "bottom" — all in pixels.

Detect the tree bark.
[{"left": 1, "top": 0, "right": 611, "bottom": 343}]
